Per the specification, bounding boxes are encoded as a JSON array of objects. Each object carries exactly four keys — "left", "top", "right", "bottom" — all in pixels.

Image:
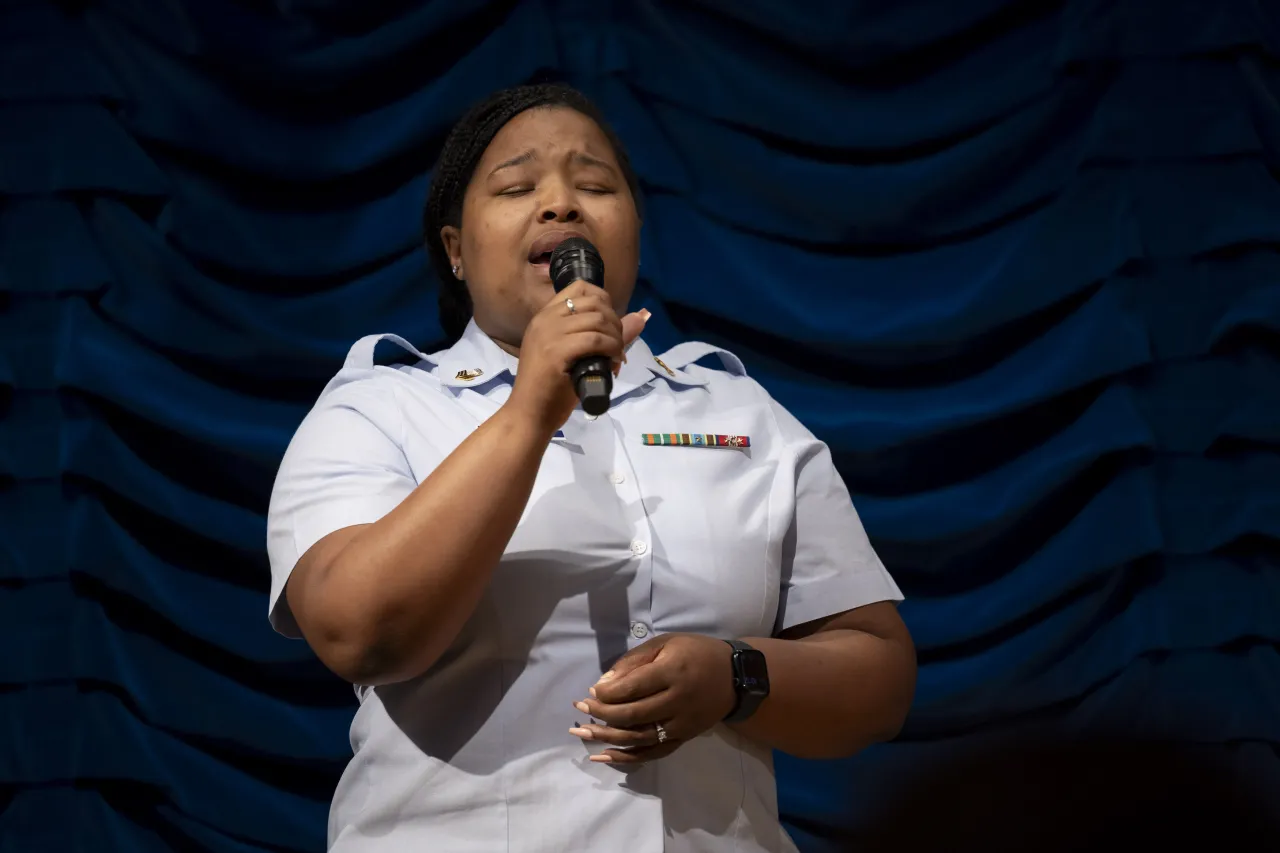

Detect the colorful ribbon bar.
[{"left": 641, "top": 433, "right": 750, "bottom": 448}]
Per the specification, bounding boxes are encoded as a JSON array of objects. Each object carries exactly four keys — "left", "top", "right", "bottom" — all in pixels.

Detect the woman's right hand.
[{"left": 507, "top": 282, "right": 648, "bottom": 435}]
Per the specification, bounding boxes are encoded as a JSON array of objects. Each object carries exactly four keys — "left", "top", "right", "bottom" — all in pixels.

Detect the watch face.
[{"left": 736, "top": 649, "right": 770, "bottom": 695}]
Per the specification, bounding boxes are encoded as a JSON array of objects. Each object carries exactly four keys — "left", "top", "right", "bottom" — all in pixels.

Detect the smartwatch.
[{"left": 723, "top": 639, "right": 770, "bottom": 723}]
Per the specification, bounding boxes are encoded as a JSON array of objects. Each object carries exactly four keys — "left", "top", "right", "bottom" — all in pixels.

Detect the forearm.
[
  {"left": 729, "top": 628, "right": 916, "bottom": 759},
  {"left": 315, "top": 403, "right": 551, "bottom": 684}
]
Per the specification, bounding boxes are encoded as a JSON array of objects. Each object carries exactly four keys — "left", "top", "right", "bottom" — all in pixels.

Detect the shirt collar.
[
  {"left": 614, "top": 335, "right": 709, "bottom": 396},
  {"left": 429, "top": 319, "right": 519, "bottom": 388},
  {"left": 429, "top": 318, "right": 709, "bottom": 393}
]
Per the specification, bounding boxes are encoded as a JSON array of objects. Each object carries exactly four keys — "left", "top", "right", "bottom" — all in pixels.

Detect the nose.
[{"left": 538, "top": 181, "right": 582, "bottom": 223}]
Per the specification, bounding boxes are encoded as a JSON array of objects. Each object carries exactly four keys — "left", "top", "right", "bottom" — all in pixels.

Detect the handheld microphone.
[{"left": 548, "top": 237, "right": 612, "bottom": 416}]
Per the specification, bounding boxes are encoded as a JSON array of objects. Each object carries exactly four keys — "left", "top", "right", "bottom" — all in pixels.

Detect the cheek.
[
  {"left": 602, "top": 220, "right": 641, "bottom": 289},
  {"left": 464, "top": 214, "right": 522, "bottom": 267},
  {"left": 592, "top": 202, "right": 640, "bottom": 256}
]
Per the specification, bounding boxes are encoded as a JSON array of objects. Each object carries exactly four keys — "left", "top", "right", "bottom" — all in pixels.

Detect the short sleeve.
[
  {"left": 769, "top": 398, "right": 903, "bottom": 634},
  {"left": 266, "top": 381, "right": 421, "bottom": 638}
]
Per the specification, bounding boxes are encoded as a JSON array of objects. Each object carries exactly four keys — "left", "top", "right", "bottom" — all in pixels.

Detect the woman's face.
[{"left": 440, "top": 106, "right": 641, "bottom": 351}]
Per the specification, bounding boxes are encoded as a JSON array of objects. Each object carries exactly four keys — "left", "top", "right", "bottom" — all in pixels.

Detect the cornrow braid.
[{"left": 423, "top": 83, "right": 643, "bottom": 343}]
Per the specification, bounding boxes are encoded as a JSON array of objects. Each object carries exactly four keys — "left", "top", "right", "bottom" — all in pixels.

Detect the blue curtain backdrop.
[{"left": 3, "top": 0, "right": 1279, "bottom": 850}]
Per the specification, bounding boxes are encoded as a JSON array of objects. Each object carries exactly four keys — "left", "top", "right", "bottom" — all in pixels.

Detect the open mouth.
[
  {"left": 528, "top": 251, "right": 553, "bottom": 280},
  {"left": 526, "top": 230, "right": 587, "bottom": 277}
]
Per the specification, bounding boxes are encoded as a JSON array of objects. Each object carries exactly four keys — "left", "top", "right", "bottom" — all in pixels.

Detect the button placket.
[{"left": 607, "top": 415, "right": 655, "bottom": 647}]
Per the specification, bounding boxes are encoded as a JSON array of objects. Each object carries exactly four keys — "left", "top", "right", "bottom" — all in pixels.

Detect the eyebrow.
[
  {"left": 489, "top": 149, "right": 536, "bottom": 176},
  {"left": 488, "top": 149, "right": 618, "bottom": 177},
  {"left": 570, "top": 152, "right": 617, "bottom": 174}
]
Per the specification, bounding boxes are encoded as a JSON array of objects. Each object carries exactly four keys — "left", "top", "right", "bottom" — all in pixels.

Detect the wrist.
[
  {"left": 723, "top": 639, "right": 771, "bottom": 724},
  {"left": 496, "top": 394, "right": 561, "bottom": 446}
]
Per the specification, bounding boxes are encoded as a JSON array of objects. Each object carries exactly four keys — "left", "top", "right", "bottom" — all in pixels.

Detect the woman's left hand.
[{"left": 570, "top": 633, "right": 738, "bottom": 764}]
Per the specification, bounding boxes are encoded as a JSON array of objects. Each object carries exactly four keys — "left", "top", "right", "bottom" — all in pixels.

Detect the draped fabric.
[{"left": 3, "top": 1, "right": 1279, "bottom": 850}]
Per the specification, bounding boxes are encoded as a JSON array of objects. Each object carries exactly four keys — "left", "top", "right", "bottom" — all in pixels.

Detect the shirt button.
[
  {"left": 630, "top": 540, "right": 648, "bottom": 556},
  {"left": 609, "top": 472, "right": 626, "bottom": 485},
  {"left": 584, "top": 413, "right": 599, "bottom": 421},
  {"left": 630, "top": 622, "right": 650, "bottom": 639}
]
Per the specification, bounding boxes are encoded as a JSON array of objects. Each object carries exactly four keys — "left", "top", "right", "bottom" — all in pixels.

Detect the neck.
[{"left": 470, "top": 316, "right": 522, "bottom": 358}]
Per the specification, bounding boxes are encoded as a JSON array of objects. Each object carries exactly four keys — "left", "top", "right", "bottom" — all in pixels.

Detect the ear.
[{"left": 439, "top": 225, "right": 463, "bottom": 277}]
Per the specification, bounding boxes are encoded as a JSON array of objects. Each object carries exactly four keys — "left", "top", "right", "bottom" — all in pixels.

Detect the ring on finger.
[
  {"left": 654, "top": 722, "right": 669, "bottom": 744},
  {"left": 565, "top": 298, "right": 576, "bottom": 315}
]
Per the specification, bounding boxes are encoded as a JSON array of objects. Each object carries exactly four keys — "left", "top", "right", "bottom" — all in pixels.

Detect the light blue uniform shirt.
[{"left": 267, "top": 319, "right": 902, "bottom": 853}]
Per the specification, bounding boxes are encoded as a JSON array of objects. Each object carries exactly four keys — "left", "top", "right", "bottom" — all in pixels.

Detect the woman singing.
[{"left": 267, "top": 83, "right": 916, "bottom": 852}]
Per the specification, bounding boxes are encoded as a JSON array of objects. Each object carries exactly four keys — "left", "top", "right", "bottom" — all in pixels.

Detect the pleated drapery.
[{"left": 2, "top": 1, "right": 1278, "bottom": 851}]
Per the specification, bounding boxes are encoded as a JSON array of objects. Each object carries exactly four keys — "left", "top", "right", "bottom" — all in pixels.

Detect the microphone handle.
[
  {"left": 568, "top": 353, "right": 613, "bottom": 417},
  {"left": 560, "top": 277, "right": 612, "bottom": 415},
  {"left": 552, "top": 257, "right": 613, "bottom": 414}
]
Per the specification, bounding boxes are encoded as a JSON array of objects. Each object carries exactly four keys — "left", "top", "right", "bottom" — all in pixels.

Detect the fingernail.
[
  {"left": 639, "top": 309, "right": 652, "bottom": 322},
  {"left": 588, "top": 687, "right": 597, "bottom": 698},
  {"left": 574, "top": 701, "right": 590, "bottom": 714},
  {"left": 597, "top": 670, "right": 616, "bottom": 683},
  {"left": 569, "top": 727, "right": 594, "bottom": 740},
  {"left": 589, "top": 754, "right": 613, "bottom": 763}
]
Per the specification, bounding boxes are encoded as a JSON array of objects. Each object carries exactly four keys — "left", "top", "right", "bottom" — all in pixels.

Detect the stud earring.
[{"left": 452, "top": 265, "right": 461, "bottom": 277}]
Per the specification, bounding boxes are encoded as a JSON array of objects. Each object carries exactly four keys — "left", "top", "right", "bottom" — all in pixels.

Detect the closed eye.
[{"left": 498, "top": 186, "right": 532, "bottom": 196}]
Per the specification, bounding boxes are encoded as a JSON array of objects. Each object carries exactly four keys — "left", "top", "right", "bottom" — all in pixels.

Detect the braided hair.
[{"left": 424, "top": 83, "right": 643, "bottom": 342}]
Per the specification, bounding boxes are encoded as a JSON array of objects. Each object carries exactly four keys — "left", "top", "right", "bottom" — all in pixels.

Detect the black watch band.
[{"left": 723, "top": 639, "right": 770, "bottom": 724}]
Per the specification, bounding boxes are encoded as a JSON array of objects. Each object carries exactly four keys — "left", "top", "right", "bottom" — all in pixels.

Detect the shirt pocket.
[{"left": 636, "top": 432, "right": 783, "bottom": 639}]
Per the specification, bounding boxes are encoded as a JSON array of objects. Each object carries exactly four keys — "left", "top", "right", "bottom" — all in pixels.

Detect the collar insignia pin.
[
  {"left": 455, "top": 368, "right": 484, "bottom": 381},
  {"left": 653, "top": 357, "right": 676, "bottom": 377}
]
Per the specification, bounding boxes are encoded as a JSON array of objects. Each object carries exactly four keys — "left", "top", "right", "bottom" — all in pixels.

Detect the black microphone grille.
[{"left": 549, "top": 236, "right": 604, "bottom": 292}]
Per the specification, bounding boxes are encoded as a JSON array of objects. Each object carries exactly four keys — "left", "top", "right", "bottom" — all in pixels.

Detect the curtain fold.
[{"left": 2, "top": 0, "right": 1277, "bottom": 850}]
